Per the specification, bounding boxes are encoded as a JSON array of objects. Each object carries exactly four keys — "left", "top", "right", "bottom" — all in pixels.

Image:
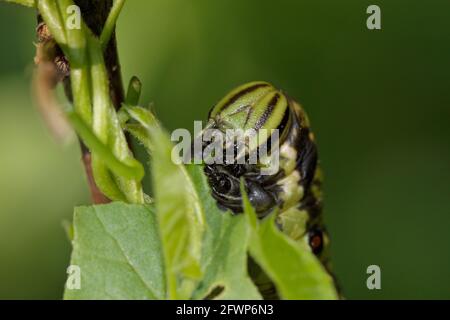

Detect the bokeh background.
[{"left": 0, "top": 0, "right": 449, "bottom": 299}]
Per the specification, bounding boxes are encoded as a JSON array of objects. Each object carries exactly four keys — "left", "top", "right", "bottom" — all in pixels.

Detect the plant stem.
[
  {"left": 100, "top": 0, "right": 126, "bottom": 51},
  {"left": 36, "top": 0, "right": 131, "bottom": 204},
  {"left": 67, "top": 112, "right": 144, "bottom": 180}
]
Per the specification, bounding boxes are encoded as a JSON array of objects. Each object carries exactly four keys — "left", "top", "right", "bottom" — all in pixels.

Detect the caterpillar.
[{"left": 201, "top": 81, "right": 337, "bottom": 297}]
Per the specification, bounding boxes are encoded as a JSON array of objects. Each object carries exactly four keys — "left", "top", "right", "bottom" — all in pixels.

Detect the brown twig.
[{"left": 35, "top": 0, "right": 128, "bottom": 204}]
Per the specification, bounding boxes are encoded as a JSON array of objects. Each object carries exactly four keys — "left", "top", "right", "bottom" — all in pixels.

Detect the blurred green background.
[{"left": 0, "top": 0, "right": 449, "bottom": 299}]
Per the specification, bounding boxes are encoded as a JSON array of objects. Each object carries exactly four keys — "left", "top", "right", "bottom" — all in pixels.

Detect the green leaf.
[
  {"left": 193, "top": 214, "right": 262, "bottom": 300},
  {"left": 3, "top": 0, "right": 35, "bottom": 7},
  {"left": 64, "top": 203, "right": 165, "bottom": 300},
  {"left": 187, "top": 165, "right": 262, "bottom": 300},
  {"left": 124, "top": 105, "right": 159, "bottom": 130},
  {"left": 112, "top": 105, "right": 260, "bottom": 299},
  {"left": 241, "top": 186, "right": 338, "bottom": 300},
  {"left": 121, "top": 105, "right": 206, "bottom": 299},
  {"left": 150, "top": 126, "right": 204, "bottom": 299},
  {"left": 125, "top": 76, "right": 142, "bottom": 106}
]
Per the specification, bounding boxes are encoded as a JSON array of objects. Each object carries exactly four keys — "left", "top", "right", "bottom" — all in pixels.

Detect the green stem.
[
  {"left": 70, "top": 66, "right": 92, "bottom": 125},
  {"left": 88, "top": 36, "right": 110, "bottom": 143},
  {"left": 37, "top": 0, "right": 67, "bottom": 46},
  {"left": 67, "top": 111, "right": 144, "bottom": 180},
  {"left": 37, "top": 0, "right": 144, "bottom": 203},
  {"left": 57, "top": 0, "right": 87, "bottom": 65},
  {"left": 100, "top": 0, "right": 126, "bottom": 51}
]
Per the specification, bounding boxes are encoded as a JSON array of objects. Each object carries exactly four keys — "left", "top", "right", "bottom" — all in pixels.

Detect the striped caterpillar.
[{"left": 201, "top": 82, "right": 337, "bottom": 297}]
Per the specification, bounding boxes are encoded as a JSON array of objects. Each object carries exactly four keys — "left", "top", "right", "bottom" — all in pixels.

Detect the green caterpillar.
[{"left": 202, "top": 81, "right": 336, "bottom": 297}]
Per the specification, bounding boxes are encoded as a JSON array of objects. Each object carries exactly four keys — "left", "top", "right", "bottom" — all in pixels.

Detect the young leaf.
[
  {"left": 242, "top": 187, "right": 338, "bottom": 300},
  {"left": 193, "top": 213, "right": 262, "bottom": 300},
  {"left": 64, "top": 203, "right": 165, "bottom": 300},
  {"left": 187, "top": 165, "right": 262, "bottom": 300},
  {"left": 150, "top": 126, "right": 204, "bottom": 299}
]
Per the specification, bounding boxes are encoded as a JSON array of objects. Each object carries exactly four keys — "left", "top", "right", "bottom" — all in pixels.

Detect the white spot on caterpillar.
[
  {"left": 278, "top": 171, "right": 304, "bottom": 210},
  {"left": 279, "top": 144, "right": 297, "bottom": 174}
]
